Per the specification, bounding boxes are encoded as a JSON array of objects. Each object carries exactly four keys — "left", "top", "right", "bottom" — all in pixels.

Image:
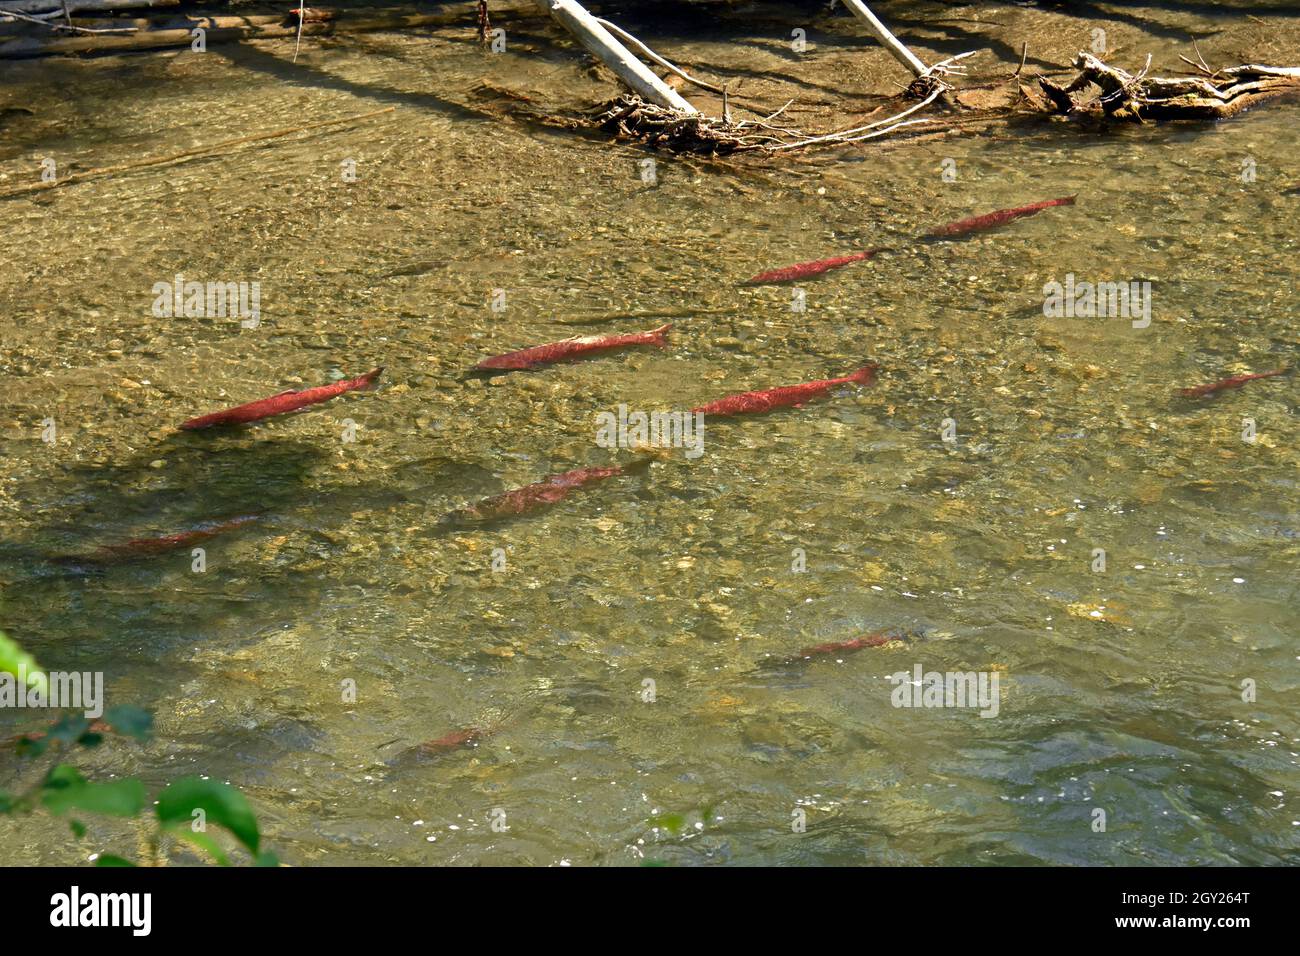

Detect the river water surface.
[{"left": 0, "top": 1, "right": 1297, "bottom": 865}]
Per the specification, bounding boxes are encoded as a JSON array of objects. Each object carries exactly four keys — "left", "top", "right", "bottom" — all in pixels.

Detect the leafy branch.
[{"left": 2, "top": 628, "right": 275, "bottom": 866}]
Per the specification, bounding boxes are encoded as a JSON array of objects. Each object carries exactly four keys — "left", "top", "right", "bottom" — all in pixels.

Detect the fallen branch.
[
  {"left": 587, "top": 87, "right": 948, "bottom": 155},
  {"left": 538, "top": 0, "right": 696, "bottom": 113},
  {"left": 589, "top": 95, "right": 760, "bottom": 153},
  {"left": 592, "top": 16, "right": 723, "bottom": 95},
  {"left": 291, "top": 4, "right": 304, "bottom": 62},
  {"left": 0, "top": 2, "right": 551, "bottom": 58},
  {"left": 765, "top": 88, "right": 941, "bottom": 151},
  {"left": 0, "top": 0, "right": 175, "bottom": 12},
  {"left": 840, "top": 0, "right": 928, "bottom": 78},
  {"left": 1040, "top": 51, "right": 1300, "bottom": 120},
  {"left": 0, "top": 7, "right": 134, "bottom": 32}
]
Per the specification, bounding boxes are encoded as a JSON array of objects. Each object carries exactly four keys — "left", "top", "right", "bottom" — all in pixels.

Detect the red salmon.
[
  {"left": 443, "top": 456, "right": 654, "bottom": 525},
  {"left": 9, "top": 719, "right": 110, "bottom": 749},
  {"left": 386, "top": 720, "right": 507, "bottom": 767},
  {"left": 692, "top": 365, "right": 877, "bottom": 417},
  {"left": 926, "top": 196, "right": 1075, "bottom": 239},
  {"left": 798, "top": 631, "right": 908, "bottom": 658},
  {"left": 1179, "top": 368, "right": 1288, "bottom": 398},
  {"left": 179, "top": 367, "right": 383, "bottom": 429},
  {"left": 742, "top": 249, "right": 883, "bottom": 286},
  {"left": 476, "top": 324, "right": 672, "bottom": 371},
  {"left": 415, "top": 726, "right": 487, "bottom": 754},
  {"left": 89, "top": 514, "right": 262, "bottom": 561}
]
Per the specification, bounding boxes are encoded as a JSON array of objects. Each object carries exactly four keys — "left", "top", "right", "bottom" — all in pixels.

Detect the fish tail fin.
[
  {"left": 357, "top": 367, "right": 385, "bottom": 389},
  {"left": 848, "top": 363, "right": 879, "bottom": 385},
  {"left": 1057, "top": 195, "right": 1077, "bottom": 206},
  {"left": 649, "top": 323, "right": 674, "bottom": 345},
  {"left": 479, "top": 705, "right": 513, "bottom": 736}
]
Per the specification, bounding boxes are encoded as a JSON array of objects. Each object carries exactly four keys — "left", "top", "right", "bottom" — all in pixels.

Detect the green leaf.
[
  {"left": 103, "top": 705, "right": 153, "bottom": 742},
  {"left": 0, "top": 791, "right": 12, "bottom": 813},
  {"left": 95, "top": 855, "right": 136, "bottom": 867},
  {"left": 254, "top": 851, "right": 280, "bottom": 867},
  {"left": 156, "top": 777, "right": 259, "bottom": 855},
  {"left": 165, "top": 825, "right": 231, "bottom": 866},
  {"left": 0, "top": 629, "right": 46, "bottom": 698},
  {"left": 14, "top": 736, "right": 47, "bottom": 758},
  {"left": 44, "top": 764, "right": 80, "bottom": 788},
  {"left": 40, "top": 765, "right": 146, "bottom": 818},
  {"left": 69, "top": 819, "right": 86, "bottom": 838}
]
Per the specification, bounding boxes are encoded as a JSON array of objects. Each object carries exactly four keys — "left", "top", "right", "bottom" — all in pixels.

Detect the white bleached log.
[
  {"left": 538, "top": 0, "right": 696, "bottom": 113},
  {"left": 839, "top": 0, "right": 928, "bottom": 78}
]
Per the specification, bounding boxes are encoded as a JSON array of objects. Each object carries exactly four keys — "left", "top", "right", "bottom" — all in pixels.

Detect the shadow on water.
[
  {"left": 0, "top": 438, "right": 337, "bottom": 664},
  {"left": 213, "top": 40, "right": 493, "bottom": 123},
  {"left": 2, "top": 437, "right": 327, "bottom": 562}
]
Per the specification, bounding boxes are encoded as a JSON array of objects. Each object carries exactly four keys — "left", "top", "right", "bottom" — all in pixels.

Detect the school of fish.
[{"left": 32, "top": 193, "right": 1291, "bottom": 763}]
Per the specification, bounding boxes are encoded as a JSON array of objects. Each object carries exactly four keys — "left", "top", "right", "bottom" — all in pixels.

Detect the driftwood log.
[
  {"left": 536, "top": 0, "right": 696, "bottom": 113},
  {"left": 1041, "top": 52, "right": 1300, "bottom": 121},
  {"left": 0, "top": 0, "right": 176, "bottom": 12},
  {"left": 840, "top": 0, "right": 927, "bottom": 78},
  {"left": 0, "top": 0, "right": 554, "bottom": 57}
]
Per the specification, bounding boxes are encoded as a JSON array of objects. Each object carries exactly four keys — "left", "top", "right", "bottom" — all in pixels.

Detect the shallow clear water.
[{"left": 0, "top": 3, "right": 1297, "bottom": 865}]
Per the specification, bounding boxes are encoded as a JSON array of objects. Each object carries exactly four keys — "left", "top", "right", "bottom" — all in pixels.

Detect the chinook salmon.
[
  {"left": 1179, "top": 368, "right": 1288, "bottom": 398},
  {"left": 692, "top": 365, "right": 877, "bottom": 417},
  {"left": 442, "top": 456, "right": 655, "bottom": 526},
  {"left": 475, "top": 324, "right": 672, "bottom": 371},
  {"left": 88, "top": 514, "right": 262, "bottom": 561},
  {"left": 926, "top": 196, "right": 1076, "bottom": 240},
  {"left": 742, "top": 249, "right": 883, "bottom": 286},
  {"left": 179, "top": 367, "right": 383, "bottom": 429}
]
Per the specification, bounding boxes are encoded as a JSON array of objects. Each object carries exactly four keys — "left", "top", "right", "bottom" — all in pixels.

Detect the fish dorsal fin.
[{"left": 270, "top": 389, "right": 297, "bottom": 398}]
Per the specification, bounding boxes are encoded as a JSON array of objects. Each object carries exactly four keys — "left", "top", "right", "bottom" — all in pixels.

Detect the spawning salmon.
[
  {"left": 179, "top": 367, "right": 383, "bottom": 429},
  {"left": 799, "top": 632, "right": 898, "bottom": 658},
  {"left": 88, "top": 514, "right": 262, "bottom": 561},
  {"left": 692, "top": 365, "right": 877, "bottom": 417},
  {"left": 1180, "top": 368, "right": 1288, "bottom": 398},
  {"left": 742, "top": 249, "right": 883, "bottom": 286},
  {"left": 475, "top": 324, "right": 672, "bottom": 371},
  {"left": 926, "top": 196, "right": 1075, "bottom": 239},
  {"left": 442, "top": 456, "right": 654, "bottom": 526},
  {"left": 385, "top": 719, "right": 506, "bottom": 768}
]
